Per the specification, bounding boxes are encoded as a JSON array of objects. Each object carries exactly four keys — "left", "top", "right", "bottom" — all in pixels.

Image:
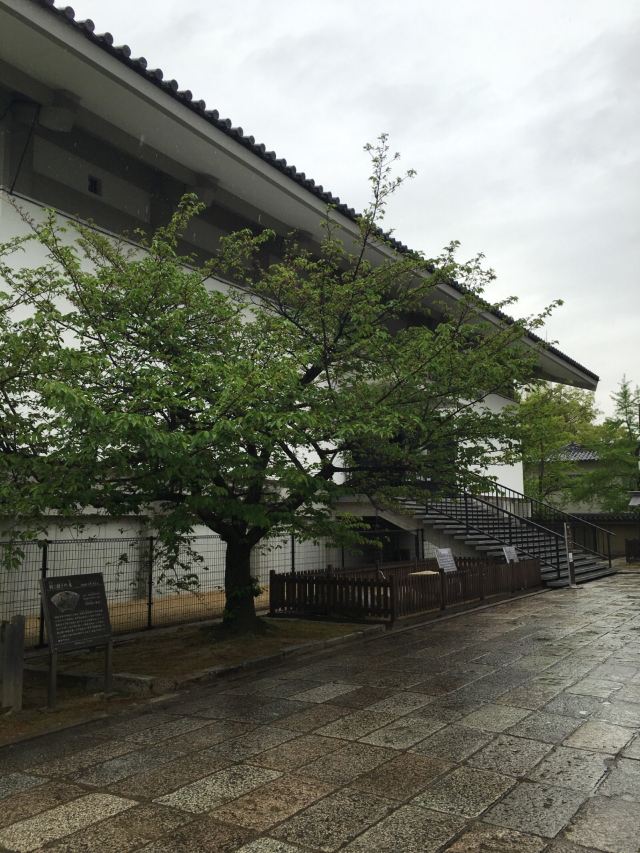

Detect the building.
[{"left": 0, "top": 0, "right": 613, "bottom": 589}]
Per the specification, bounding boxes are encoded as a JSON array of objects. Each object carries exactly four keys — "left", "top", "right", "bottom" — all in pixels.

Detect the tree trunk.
[{"left": 222, "top": 537, "right": 261, "bottom": 631}]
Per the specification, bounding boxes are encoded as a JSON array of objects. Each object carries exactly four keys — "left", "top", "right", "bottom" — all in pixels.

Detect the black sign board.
[
  {"left": 435, "top": 548, "right": 457, "bottom": 574},
  {"left": 40, "top": 573, "right": 112, "bottom": 707},
  {"left": 41, "top": 573, "right": 111, "bottom": 651},
  {"left": 503, "top": 545, "right": 519, "bottom": 564}
]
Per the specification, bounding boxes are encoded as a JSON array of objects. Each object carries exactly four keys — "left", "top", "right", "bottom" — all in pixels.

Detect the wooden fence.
[{"left": 269, "top": 558, "right": 541, "bottom": 623}]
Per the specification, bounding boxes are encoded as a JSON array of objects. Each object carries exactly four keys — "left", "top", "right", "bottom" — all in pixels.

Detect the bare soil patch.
[{"left": 1, "top": 618, "right": 357, "bottom": 746}]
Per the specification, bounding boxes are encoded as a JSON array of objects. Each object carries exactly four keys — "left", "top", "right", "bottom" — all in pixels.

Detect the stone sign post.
[
  {"left": 1, "top": 615, "right": 26, "bottom": 712},
  {"left": 40, "top": 573, "right": 112, "bottom": 708}
]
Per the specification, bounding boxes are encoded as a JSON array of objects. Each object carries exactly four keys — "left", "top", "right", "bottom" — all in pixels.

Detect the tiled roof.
[
  {"left": 25, "top": 0, "right": 599, "bottom": 384},
  {"left": 555, "top": 443, "right": 600, "bottom": 462}
]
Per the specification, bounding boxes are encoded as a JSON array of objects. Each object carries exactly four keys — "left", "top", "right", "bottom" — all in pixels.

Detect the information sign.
[
  {"left": 40, "top": 573, "right": 112, "bottom": 707},
  {"left": 435, "top": 548, "right": 457, "bottom": 574},
  {"left": 503, "top": 545, "right": 519, "bottom": 564}
]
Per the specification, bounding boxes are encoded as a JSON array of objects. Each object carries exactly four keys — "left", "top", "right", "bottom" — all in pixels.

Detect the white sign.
[
  {"left": 503, "top": 546, "right": 519, "bottom": 564},
  {"left": 435, "top": 548, "right": 457, "bottom": 574}
]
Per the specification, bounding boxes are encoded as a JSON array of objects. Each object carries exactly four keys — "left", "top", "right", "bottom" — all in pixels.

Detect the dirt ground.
[{"left": 1, "top": 618, "right": 358, "bottom": 746}]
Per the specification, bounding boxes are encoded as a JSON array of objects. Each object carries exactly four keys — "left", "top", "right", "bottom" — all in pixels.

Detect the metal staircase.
[{"left": 400, "top": 483, "right": 615, "bottom": 588}]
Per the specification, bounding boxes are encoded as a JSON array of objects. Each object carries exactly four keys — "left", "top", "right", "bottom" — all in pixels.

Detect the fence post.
[
  {"left": 440, "top": 570, "right": 446, "bottom": 611},
  {"left": 390, "top": 573, "right": 398, "bottom": 623},
  {"left": 479, "top": 561, "right": 485, "bottom": 602},
  {"left": 269, "top": 570, "right": 276, "bottom": 615},
  {"left": 146, "top": 536, "right": 154, "bottom": 630},
  {"left": 1, "top": 615, "right": 25, "bottom": 712},
  {"left": 38, "top": 540, "right": 48, "bottom": 647}
]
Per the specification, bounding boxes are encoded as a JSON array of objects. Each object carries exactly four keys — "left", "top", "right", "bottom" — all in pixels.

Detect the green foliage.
[
  {"left": 0, "top": 136, "right": 554, "bottom": 619},
  {"left": 517, "top": 383, "right": 599, "bottom": 502},
  {"left": 569, "top": 376, "right": 640, "bottom": 512},
  {"left": 519, "top": 376, "right": 640, "bottom": 513}
]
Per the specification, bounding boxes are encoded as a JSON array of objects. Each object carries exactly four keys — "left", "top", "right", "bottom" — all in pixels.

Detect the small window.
[{"left": 87, "top": 175, "right": 102, "bottom": 196}]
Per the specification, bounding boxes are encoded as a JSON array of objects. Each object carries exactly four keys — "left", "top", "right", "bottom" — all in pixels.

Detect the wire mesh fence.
[
  {"left": 0, "top": 534, "right": 312, "bottom": 648},
  {"left": 0, "top": 527, "right": 423, "bottom": 647}
]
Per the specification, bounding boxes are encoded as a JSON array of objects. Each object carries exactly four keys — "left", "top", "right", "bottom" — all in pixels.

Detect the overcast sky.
[{"left": 70, "top": 0, "right": 640, "bottom": 416}]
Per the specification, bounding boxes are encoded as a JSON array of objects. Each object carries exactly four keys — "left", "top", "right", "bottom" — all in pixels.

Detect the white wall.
[{"left": 474, "top": 392, "right": 524, "bottom": 493}]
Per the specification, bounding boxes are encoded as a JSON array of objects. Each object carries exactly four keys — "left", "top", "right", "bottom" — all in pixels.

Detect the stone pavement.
[{"left": 2, "top": 575, "right": 640, "bottom": 852}]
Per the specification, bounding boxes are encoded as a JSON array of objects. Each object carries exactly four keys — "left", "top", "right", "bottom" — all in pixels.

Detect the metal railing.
[{"left": 425, "top": 482, "right": 612, "bottom": 580}]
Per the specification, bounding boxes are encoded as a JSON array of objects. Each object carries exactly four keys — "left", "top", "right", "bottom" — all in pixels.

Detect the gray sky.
[{"left": 70, "top": 0, "right": 640, "bottom": 416}]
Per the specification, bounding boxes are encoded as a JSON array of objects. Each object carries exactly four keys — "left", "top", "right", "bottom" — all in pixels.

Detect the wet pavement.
[{"left": 2, "top": 573, "right": 640, "bottom": 852}]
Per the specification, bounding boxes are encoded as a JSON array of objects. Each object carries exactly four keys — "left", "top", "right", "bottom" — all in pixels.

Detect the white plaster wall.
[{"left": 473, "top": 392, "right": 524, "bottom": 493}]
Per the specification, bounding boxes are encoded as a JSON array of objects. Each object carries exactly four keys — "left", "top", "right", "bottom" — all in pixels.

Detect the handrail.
[
  {"left": 463, "top": 478, "right": 613, "bottom": 569},
  {"left": 468, "top": 478, "right": 614, "bottom": 536},
  {"left": 425, "top": 494, "right": 563, "bottom": 575}
]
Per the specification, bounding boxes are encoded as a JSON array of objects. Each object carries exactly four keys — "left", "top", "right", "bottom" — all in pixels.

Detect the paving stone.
[
  {"left": 297, "top": 740, "right": 396, "bottom": 785},
  {"left": 193, "top": 697, "right": 311, "bottom": 724},
  {"left": 595, "top": 699, "right": 640, "bottom": 728},
  {"left": 343, "top": 804, "right": 465, "bottom": 852},
  {"left": 290, "top": 682, "right": 359, "bottom": 703},
  {"left": 443, "top": 822, "right": 548, "bottom": 852},
  {"left": 351, "top": 752, "right": 452, "bottom": 801},
  {"left": 0, "top": 781, "right": 86, "bottom": 830},
  {"left": 274, "top": 703, "right": 349, "bottom": 732},
  {"left": 460, "top": 703, "right": 531, "bottom": 733},
  {"left": 0, "top": 792, "right": 136, "bottom": 852},
  {"left": 598, "top": 756, "right": 640, "bottom": 800},
  {"left": 212, "top": 774, "right": 334, "bottom": 830},
  {"left": 124, "top": 716, "right": 212, "bottom": 745},
  {"left": 136, "top": 816, "right": 255, "bottom": 852},
  {"left": 564, "top": 720, "right": 633, "bottom": 754},
  {"left": 622, "top": 735, "right": 640, "bottom": 759},
  {"left": 108, "top": 751, "right": 234, "bottom": 799},
  {"left": 544, "top": 693, "right": 604, "bottom": 719},
  {"left": 467, "top": 734, "right": 552, "bottom": 776},
  {"left": 364, "top": 691, "right": 435, "bottom": 716},
  {"left": 155, "top": 765, "right": 281, "bottom": 813},
  {"left": 163, "top": 720, "right": 254, "bottom": 751},
  {"left": 544, "top": 841, "right": 603, "bottom": 853},
  {"left": 314, "top": 709, "right": 396, "bottom": 740},
  {"left": 0, "top": 774, "right": 44, "bottom": 802},
  {"left": 412, "top": 765, "right": 514, "bottom": 817},
  {"left": 507, "top": 711, "right": 581, "bottom": 744},
  {"left": 411, "top": 723, "right": 493, "bottom": 762},
  {"left": 562, "top": 795, "right": 640, "bottom": 853},
  {"left": 30, "top": 740, "right": 138, "bottom": 777},
  {"left": 359, "top": 715, "right": 445, "bottom": 749},
  {"left": 204, "top": 726, "right": 297, "bottom": 762},
  {"left": 483, "top": 781, "right": 585, "bottom": 837},
  {"left": 495, "top": 682, "right": 568, "bottom": 710},
  {"left": 528, "top": 746, "right": 610, "bottom": 792},
  {"left": 44, "top": 803, "right": 192, "bottom": 852},
  {"left": 328, "top": 686, "right": 392, "bottom": 709},
  {"left": 270, "top": 787, "right": 393, "bottom": 852},
  {"left": 75, "top": 744, "right": 186, "bottom": 787},
  {"left": 236, "top": 841, "right": 304, "bottom": 853},
  {"left": 565, "top": 678, "right": 623, "bottom": 699},
  {"left": 415, "top": 696, "right": 483, "bottom": 723},
  {"left": 250, "top": 734, "right": 343, "bottom": 772}
]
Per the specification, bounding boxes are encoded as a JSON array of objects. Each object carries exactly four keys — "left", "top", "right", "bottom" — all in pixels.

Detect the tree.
[
  {"left": 569, "top": 376, "right": 640, "bottom": 512},
  {"left": 0, "top": 137, "right": 554, "bottom": 631},
  {"left": 517, "top": 383, "right": 599, "bottom": 503}
]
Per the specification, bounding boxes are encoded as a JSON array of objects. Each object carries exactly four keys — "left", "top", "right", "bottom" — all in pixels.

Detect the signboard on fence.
[
  {"left": 435, "top": 548, "right": 457, "bottom": 574},
  {"left": 503, "top": 545, "right": 519, "bottom": 564},
  {"left": 40, "top": 573, "right": 111, "bottom": 652}
]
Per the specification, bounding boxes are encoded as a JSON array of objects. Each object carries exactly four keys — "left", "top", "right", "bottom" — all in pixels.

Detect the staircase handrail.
[
  {"left": 425, "top": 493, "right": 564, "bottom": 574},
  {"left": 465, "top": 478, "right": 613, "bottom": 567},
  {"left": 469, "top": 479, "right": 614, "bottom": 535}
]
